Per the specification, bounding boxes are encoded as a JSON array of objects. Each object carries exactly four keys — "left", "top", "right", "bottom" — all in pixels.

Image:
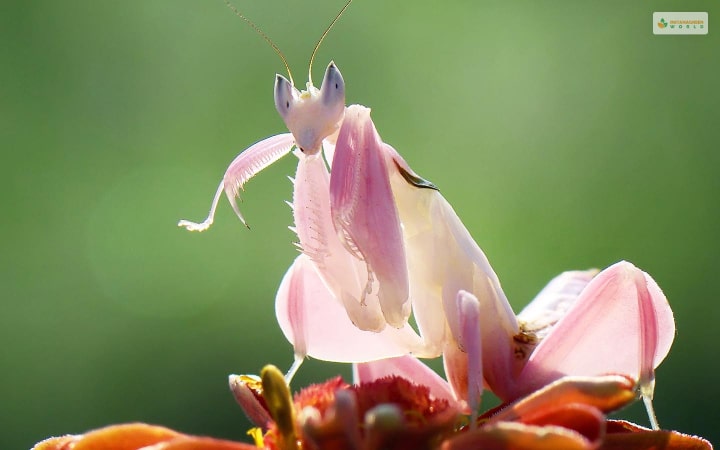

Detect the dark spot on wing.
[{"left": 394, "top": 161, "right": 438, "bottom": 190}]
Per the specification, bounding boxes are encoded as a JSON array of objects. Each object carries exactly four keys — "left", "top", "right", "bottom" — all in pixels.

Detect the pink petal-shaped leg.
[
  {"left": 514, "top": 262, "right": 675, "bottom": 406},
  {"left": 293, "top": 151, "right": 386, "bottom": 332},
  {"left": 330, "top": 105, "right": 409, "bottom": 327},
  {"left": 178, "top": 133, "right": 294, "bottom": 231},
  {"left": 442, "top": 290, "right": 483, "bottom": 420},
  {"left": 442, "top": 343, "right": 469, "bottom": 412},
  {"left": 275, "top": 254, "right": 424, "bottom": 363},
  {"left": 635, "top": 268, "right": 662, "bottom": 429}
]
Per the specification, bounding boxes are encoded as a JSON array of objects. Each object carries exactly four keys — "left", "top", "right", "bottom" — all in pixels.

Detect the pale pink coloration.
[
  {"left": 427, "top": 261, "right": 673, "bottom": 428},
  {"left": 178, "top": 63, "right": 344, "bottom": 232},
  {"left": 178, "top": 63, "right": 426, "bottom": 340},
  {"left": 275, "top": 253, "right": 426, "bottom": 363},
  {"left": 177, "top": 62, "right": 517, "bottom": 371},
  {"left": 329, "top": 105, "right": 518, "bottom": 361},
  {"left": 290, "top": 150, "right": 387, "bottom": 333},
  {"left": 383, "top": 140, "right": 519, "bottom": 373},
  {"left": 177, "top": 63, "right": 675, "bottom": 424},
  {"left": 178, "top": 133, "right": 295, "bottom": 231},
  {"left": 278, "top": 104, "right": 521, "bottom": 380},
  {"left": 330, "top": 107, "right": 409, "bottom": 327},
  {"left": 327, "top": 105, "right": 517, "bottom": 405},
  {"left": 279, "top": 102, "right": 675, "bottom": 429},
  {"left": 505, "top": 261, "right": 675, "bottom": 402},
  {"left": 515, "top": 269, "right": 599, "bottom": 341},
  {"left": 442, "top": 291, "right": 483, "bottom": 418},
  {"left": 274, "top": 62, "right": 346, "bottom": 155}
]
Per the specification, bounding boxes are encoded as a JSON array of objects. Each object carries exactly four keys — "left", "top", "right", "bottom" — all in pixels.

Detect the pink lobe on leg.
[
  {"left": 330, "top": 105, "right": 409, "bottom": 327},
  {"left": 513, "top": 261, "right": 675, "bottom": 400},
  {"left": 442, "top": 290, "right": 483, "bottom": 415},
  {"left": 293, "top": 151, "right": 386, "bottom": 332},
  {"left": 275, "top": 254, "right": 423, "bottom": 363}
]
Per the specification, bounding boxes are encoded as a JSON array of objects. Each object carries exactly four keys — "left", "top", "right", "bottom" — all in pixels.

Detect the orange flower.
[
  {"left": 252, "top": 366, "right": 459, "bottom": 450},
  {"left": 31, "top": 423, "right": 256, "bottom": 450},
  {"left": 31, "top": 365, "right": 712, "bottom": 450},
  {"left": 228, "top": 365, "right": 713, "bottom": 450}
]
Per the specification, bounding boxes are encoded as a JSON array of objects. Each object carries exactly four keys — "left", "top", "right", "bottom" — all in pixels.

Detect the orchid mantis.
[
  {"left": 178, "top": 1, "right": 434, "bottom": 358},
  {"left": 179, "top": 0, "right": 675, "bottom": 430},
  {"left": 273, "top": 105, "right": 675, "bottom": 427}
]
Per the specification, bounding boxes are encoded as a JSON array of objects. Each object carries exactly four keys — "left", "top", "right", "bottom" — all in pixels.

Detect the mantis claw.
[
  {"left": 178, "top": 133, "right": 293, "bottom": 233},
  {"left": 177, "top": 218, "right": 213, "bottom": 232},
  {"left": 178, "top": 180, "right": 225, "bottom": 233}
]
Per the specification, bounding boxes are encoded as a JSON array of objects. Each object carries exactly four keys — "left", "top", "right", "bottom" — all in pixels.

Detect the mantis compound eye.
[
  {"left": 274, "top": 74, "right": 296, "bottom": 119},
  {"left": 320, "top": 61, "right": 345, "bottom": 109}
]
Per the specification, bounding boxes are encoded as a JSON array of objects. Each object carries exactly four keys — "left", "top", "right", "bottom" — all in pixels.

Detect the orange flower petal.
[
  {"left": 519, "top": 403, "right": 605, "bottom": 445},
  {"left": 31, "top": 423, "right": 181, "bottom": 450},
  {"left": 602, "top": 420, "right": 713, "bottom": 450},
  {"left": 229, "top": 374, "right": 272, "bottom": 428},
  {"left": 442, "top": 422, "right": 595, "bottom": 450},
  {"left": 30, "top": 423, "right": 258, "bottom": 450},
  {"left": 31, "top": 435, "right": 76, "bottom": 450},
  {"left": 492, "top": 375, "right": 635, "bottom": 423},
  {"left": 153, "top": 436, "right": 259, "bottom": 450}
]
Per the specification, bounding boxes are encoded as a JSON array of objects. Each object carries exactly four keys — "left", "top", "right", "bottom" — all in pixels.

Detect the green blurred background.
[{"left": 2, "top": 0, "right": 718, "bottom": 448}]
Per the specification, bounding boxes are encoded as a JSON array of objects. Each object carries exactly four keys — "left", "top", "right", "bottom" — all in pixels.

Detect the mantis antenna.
[
  {"left": 223, "top": 0, "right": 295, "bottom": 86},
  {"left": 308, "top": 0, "right": 354, "bottom": 85}
]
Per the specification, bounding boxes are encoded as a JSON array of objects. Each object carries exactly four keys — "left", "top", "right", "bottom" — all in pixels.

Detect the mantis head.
[{"left": 274, "top": 62, "right": 346, "bottom": 155}]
